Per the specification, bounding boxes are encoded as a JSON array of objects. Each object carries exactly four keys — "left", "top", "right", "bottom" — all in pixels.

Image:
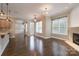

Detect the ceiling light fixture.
[
  {"left": 0, "top": 3, "right": 5, "bottom": 16},
  {"left": 42, "top": 8, "right": 48, "bottom": 15},
  {"left": 0, "top": 3, "right": 11, "bottom": 37},
  {"left": 44, "top": 8, "right": 48, "bottom": 14},
  {"left": 33, "top": 15, "right": 37, "bottom": 22},
  {"left": 6, "top": 3, "right": 10, "bottom": 21}
]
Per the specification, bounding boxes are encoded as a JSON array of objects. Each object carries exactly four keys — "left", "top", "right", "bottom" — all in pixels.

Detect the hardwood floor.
[{"left": 2, "top": 32, "right": 79, "bottom": 56}]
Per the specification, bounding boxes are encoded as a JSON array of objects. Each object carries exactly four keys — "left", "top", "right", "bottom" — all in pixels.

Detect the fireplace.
[{"left": 73, "top": 33, "right": 79, "bottom": 45}]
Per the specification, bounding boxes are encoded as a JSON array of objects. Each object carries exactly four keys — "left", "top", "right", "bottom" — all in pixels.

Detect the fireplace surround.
[{"left": 73, "top": 33, "right": 79, "bottom": 45}]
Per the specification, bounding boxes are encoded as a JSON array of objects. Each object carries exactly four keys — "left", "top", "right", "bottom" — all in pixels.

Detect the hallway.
[{"left": 2, "top": 32, "right": 79, "bottom": 56}]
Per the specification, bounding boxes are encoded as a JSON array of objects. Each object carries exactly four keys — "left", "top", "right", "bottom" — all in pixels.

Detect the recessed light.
[
  {"left": 64, "top": 6, "right": 69, "bottom": 9},
  {"left": 40, "top": 4, "right": 52, "bottom": 11}
]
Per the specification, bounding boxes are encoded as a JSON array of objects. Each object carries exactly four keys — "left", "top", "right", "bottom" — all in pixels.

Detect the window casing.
[{"left": 52, "top": 17, "right": 68, "bottom": 35}]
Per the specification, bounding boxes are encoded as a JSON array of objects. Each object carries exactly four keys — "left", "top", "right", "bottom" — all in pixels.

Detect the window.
[
  {"left": 36, "top": 21, "right": 42, "bottom": 33},
  {"left": 25, "top": 23, "right": 27, "bottom": 32},
  {"left": 30, "top": 22, "right": 34, "bottom": 35},
  {"left": 52, "top": 17, "right": 68, "bottom": 35}
]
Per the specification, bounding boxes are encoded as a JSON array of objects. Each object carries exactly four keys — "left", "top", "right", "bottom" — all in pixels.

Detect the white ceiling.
[{"left": 0, "top": 3, "right": 79, "bottom": 21}]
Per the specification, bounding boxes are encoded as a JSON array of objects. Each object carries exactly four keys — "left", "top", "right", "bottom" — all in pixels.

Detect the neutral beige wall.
[
  {"left": 45, "top": 16, "right": 51, "bottom": 37},
  {"left": 70, "top": 7, "right": 79, "bottom": 27},
  {"left": 69, "top": 6, "right": 79, "bottom": 42}
]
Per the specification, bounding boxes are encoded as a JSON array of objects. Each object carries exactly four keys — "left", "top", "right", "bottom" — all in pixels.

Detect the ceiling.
[{"left": 0, "top": 3, "right": 79, "bottom": 21}]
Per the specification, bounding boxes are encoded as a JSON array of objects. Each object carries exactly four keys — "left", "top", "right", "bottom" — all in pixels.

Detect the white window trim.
[{"left": 52, "top": 16, "right": 68, "bottom": 35}]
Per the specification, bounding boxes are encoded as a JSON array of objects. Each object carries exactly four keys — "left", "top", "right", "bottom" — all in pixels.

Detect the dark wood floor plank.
[{"left": 2, "top": 33, "right": 79, "bottom": 56}]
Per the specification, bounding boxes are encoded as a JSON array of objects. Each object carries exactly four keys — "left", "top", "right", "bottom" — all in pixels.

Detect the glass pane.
[
  {"left": 52, "top": 17, "right": 68, "bottom": 35},
  {"left": 36, "top": 22, "right": 38, "bottom": 32},
  {"left": 30, "top": 22, "right": 34, "bottom": 35},
  {"left": 59, "top": 17, "right": 68, "bottom": 34},
  {"left": 38, "top": 21, "right": 42, "bottom": 33},
  {"left": 60, "top": 27, "right": 65, "bottom": 33},
  {"left": 36, "top": 21, "right": 42, "bottom": 33},
  {"left": 52, "top": 19, "right": 59, "bottom": 33},
  {"left": 26, "top": 24, "right": 27, "bottom": 32}
]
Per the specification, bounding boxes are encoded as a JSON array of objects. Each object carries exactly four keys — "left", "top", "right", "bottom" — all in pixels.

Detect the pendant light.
[
  {"left": 0, "top": 3, "right": 5, "bottom": 16},
  {"left": 6, "top": 3, "right": 10, "bottom": 21},
  {"left": 0, "top": 3, "right": 11, "bottom": 38},
  {"left": 42, "top": 8, "right": 48, "bottom": 15},
  {"left": 33, "top": 15, "right": 37, "bottom": 22}
]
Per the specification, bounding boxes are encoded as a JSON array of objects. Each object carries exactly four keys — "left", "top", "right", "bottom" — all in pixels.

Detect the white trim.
[
  {"left": 35, "top": 34, "right": 67, "bottom": 40},
  {"left": 52, "top": 17, "right": 68, "bottom": 35},
  {"left": 35, "top": 34, "right": 51, "bottom": 39},
  {"left": 65, "top": 40, "right": 79, "bottom": 52},
  {"left": 51, "top": 36, "right": 66, "bottom": 40}
]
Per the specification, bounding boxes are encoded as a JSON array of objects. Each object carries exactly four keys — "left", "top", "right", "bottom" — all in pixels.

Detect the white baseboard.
[
  {"left": 10, "top": 35, "right": 15, "bottom": 39},
  {"left": 65, "top": 40, "right": 79, "bottom": 52},
  {"left": 51, "top": 36, "right": 66, "bottom": 40},
  {"left": 35, "top": 34, "right": 51, "bottom": 39},
  {"left": 26, "top": 34, "right": 32, "bottom": 36}
]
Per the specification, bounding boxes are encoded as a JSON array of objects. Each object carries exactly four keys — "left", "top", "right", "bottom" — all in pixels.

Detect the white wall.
[
  {"left": 65, "top": 7, "right": 79, "bottom": 52},
  {"left": 70, "top": 6, "right": 79, "bottom": 27},
  {"left": 68, "top": 6, "right": 79, "bottom": 41},
  {"left": 45, "top": 16, "right": 51, "bottom": 37}
]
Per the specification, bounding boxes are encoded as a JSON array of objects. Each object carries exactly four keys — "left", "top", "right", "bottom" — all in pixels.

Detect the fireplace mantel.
[
  {"left": 73, "top": 33, "right": 79, "bottom": 45},
  {"left": 65, "top": 27, "right": 79, "bottom": 52}
]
